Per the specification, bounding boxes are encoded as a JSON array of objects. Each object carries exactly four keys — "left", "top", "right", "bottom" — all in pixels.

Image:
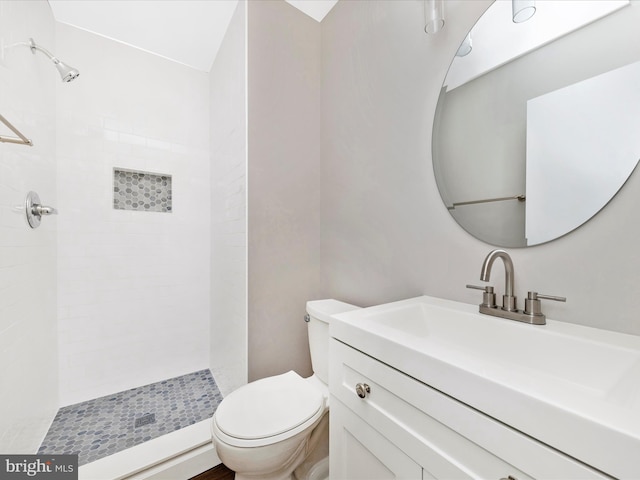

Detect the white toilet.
[{"left": 211, "top": 299, "right": 360, "bottom": 480}]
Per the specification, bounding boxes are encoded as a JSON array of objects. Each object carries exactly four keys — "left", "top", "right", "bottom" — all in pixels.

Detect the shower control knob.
[
  {"left": 33, "top": 204, "right": 58, "bottom": 216},
  {"left": 355, "top": 383, "right": 370, "bottom": 399},
  {"left": 24, "top": 191, "right": 58, "bottom": 229}
]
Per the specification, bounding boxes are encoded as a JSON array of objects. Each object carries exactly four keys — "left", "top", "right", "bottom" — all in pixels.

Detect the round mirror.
[{"left": 432, "top": 0, "right": 640, "bottom": 247}]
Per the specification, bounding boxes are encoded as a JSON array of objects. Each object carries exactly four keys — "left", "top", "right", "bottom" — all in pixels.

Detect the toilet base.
[
  {"left": 299, "top": 457, "right": 329, "bottom": 480},
  {"left": 293, "top": 413, "right": 329, "bottom": 480}
]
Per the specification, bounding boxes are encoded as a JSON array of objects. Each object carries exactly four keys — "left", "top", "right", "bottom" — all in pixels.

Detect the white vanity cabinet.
[{"left": 329, "top": 338, "right": 609, "bottom": 480}]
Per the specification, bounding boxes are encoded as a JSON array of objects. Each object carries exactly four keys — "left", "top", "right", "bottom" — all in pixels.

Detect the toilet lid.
[{"left": 215, "top": 371, "right": 324, "bottom": 441}]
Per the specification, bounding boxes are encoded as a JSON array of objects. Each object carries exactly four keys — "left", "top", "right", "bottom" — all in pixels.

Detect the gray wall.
[
  {"left": 210, "top": 0, "right": 247, "bottom": 396},
  {"left": 320, "top": 0, "right": 640, "bottom": 336},
  {"left": 246, "top": 0, "right": 640, "bottom": 380},
  {"left": 248, "top": 0, "right": 322, "bottom": 381}
]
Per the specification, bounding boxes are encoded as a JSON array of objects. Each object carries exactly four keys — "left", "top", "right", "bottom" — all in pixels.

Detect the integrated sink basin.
[
  {"left": 356, "top": 298, "right": 640, "bottom": 396},
  {"left": 331, "top": 295, "right": 640, "bottom": 479}
]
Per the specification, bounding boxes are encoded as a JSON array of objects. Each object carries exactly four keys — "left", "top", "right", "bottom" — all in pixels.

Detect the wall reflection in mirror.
[{"left": 432, "top": 0, "right": 640, "bottom": 247}]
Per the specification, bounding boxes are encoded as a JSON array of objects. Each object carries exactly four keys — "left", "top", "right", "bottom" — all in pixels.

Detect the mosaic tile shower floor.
[{"left": 38, "top": 369, "right": 222, "bottom": 466}]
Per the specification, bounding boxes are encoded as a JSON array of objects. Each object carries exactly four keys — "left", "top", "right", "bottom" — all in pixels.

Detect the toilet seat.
[{"left": 212, "top": 371, "right": 325, "bottom": 448}]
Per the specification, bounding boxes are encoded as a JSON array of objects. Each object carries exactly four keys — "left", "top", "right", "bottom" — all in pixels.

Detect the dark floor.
[
  {"left": 191, "top": 463, "right": 234, "bottom": 480},
  {"left": 38, "top": 369, "right": 223, "bottom": 465}
]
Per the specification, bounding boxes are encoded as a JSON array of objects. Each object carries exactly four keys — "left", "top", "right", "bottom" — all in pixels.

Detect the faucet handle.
[
  {"left": 524, "top": 291, "right": 566, "bottom": 316},
  {"left": 533, "top": 292, "right": 567, "bottom": 302},
  {"left": 466, "top": 284, "right": 490, "bottom": 291},
  {"left": 466, "top": 284, "right": 497, "bottom": 308}
]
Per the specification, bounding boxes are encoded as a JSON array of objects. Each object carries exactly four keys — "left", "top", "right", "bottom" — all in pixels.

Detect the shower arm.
[{"left": 29, "top": 38, "right": 60, "bottom": 64}]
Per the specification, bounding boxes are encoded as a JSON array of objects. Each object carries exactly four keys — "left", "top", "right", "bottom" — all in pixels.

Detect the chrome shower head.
[
  {"left": 29, "top": 38, "right": 80, "bottom": 82},
  {"left": 53, "top": 59, "right": 80, "bottom": 83}
]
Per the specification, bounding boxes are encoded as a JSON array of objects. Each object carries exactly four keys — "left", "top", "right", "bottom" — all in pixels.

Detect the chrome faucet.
[
  {"left": 467, "top": 249, "right": 566, "bottom": 325},
  {"left": 480, "top": 249, "right": 516, "bottom": 312}
]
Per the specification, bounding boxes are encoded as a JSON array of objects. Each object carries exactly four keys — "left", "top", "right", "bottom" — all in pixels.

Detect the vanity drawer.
[{"left": 329, "top": 338, "right": 609, "bottom": 480}]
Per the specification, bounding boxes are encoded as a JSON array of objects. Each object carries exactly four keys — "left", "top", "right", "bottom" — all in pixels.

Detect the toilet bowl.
[{"left": 211, "top": 299, "right": 360, "bottom": 480}]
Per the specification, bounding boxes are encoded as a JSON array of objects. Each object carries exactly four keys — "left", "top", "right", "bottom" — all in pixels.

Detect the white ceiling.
[
  {"left": 48, "top": 0, "right": 339, "bottom": 72},
  {"left": 285, "top": 0, "right": 338, "bottom": 22}
]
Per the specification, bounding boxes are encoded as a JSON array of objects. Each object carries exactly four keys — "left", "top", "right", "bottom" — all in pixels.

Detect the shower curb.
[{"left": 79, "top": 420, "right": 220, "bottom": 480}]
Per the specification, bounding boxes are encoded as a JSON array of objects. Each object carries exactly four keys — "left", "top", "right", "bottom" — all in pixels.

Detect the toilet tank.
[{"left": 306, "top": 299, "right": 360, "bottom": 384}]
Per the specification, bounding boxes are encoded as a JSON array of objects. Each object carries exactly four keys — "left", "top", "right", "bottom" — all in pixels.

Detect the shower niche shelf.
[{"left": 113, "top": 168, "right": 172, "bottom": 213}]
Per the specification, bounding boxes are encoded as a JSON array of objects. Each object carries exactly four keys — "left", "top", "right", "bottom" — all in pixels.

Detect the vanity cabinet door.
[{"left": 330, "top": 397, "right": 424, "bottom": 480}]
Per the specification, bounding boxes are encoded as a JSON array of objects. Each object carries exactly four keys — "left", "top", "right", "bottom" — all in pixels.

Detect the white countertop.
[{"left": 331, "top": 295, "right": 640, "bottom": 479}]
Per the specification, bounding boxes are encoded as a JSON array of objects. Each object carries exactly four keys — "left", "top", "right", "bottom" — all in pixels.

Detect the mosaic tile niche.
[{"left": 113, "top": 169, "right": 172, "bottom": 213}]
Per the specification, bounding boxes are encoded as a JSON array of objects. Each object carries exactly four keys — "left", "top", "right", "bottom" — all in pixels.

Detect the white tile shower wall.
[
  {"left": 0, "top": 0, "right": 59, "bottom": 453},
  {"left": 209, "top": 1, "right": 247, "bottom": 397},
  {"left": 55, "top": 23, "right": 211, "bottom": 406}
]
